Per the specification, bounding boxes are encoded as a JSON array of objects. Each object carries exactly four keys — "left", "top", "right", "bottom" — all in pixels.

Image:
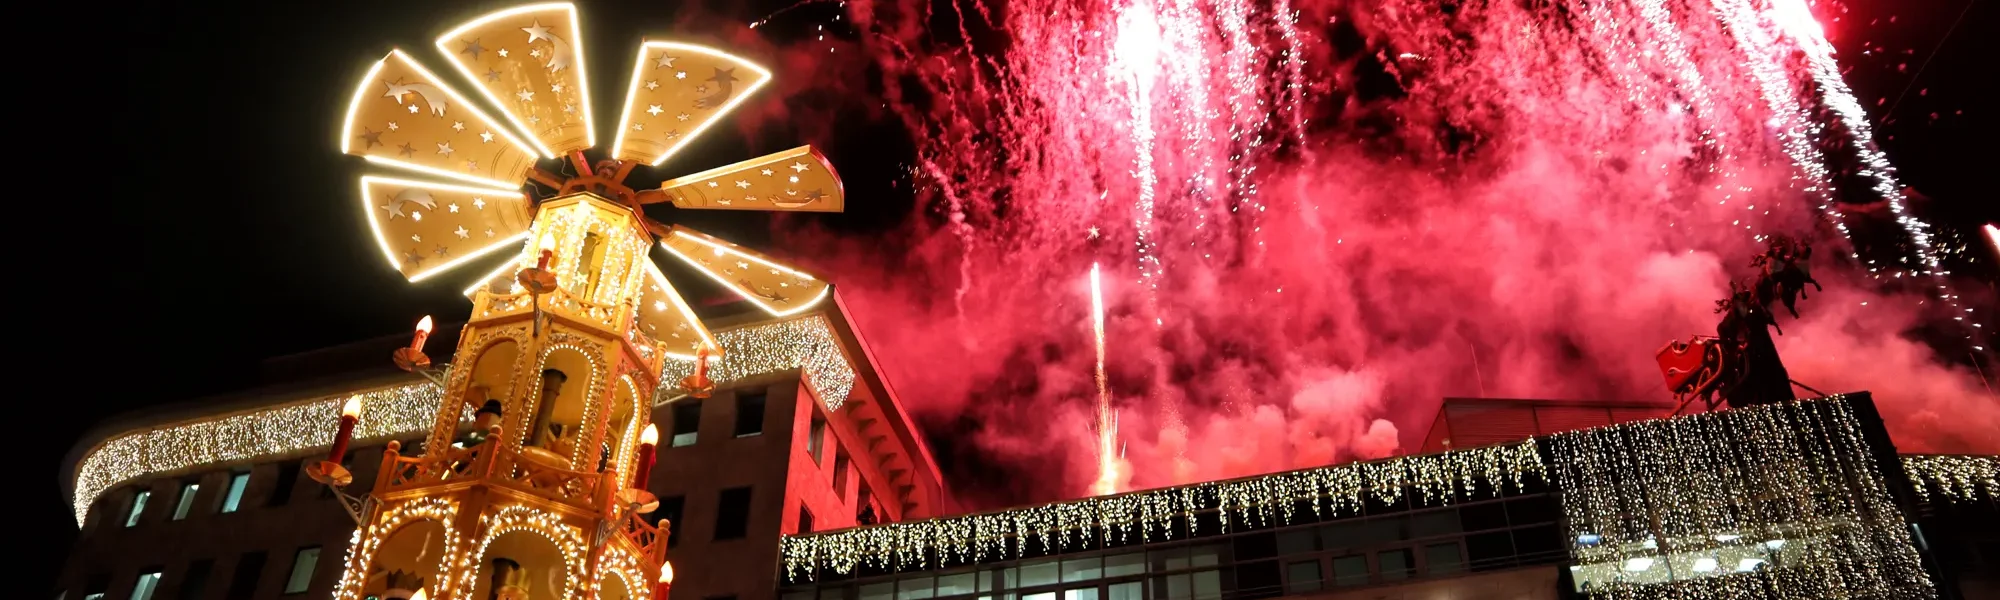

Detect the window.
[
  {"left": 833, "top": 450, "right": 851, "bottom": 500},
  {"left": 1062, "top": 588, "right": 1096, "bottom": 600},
  {"left": 799, "top": 506, "right": 815, "bottom": 534},
  {"left": 856, "top": 484, "right": 874, "bottom": 522},
  {"left": 808, "top": 413, "right": 827, "bottom": 464},
  {"left": 1105, "top": 552, "right": 1145, "bottom": 577},
  {"left": 221, "top": 472, "right": 250, "bottom": 513},
  {"left": 671, "top": 401, "right": 701, "bottom": 447},
  {"left": 269, "top": 461, "right": 302, "bottom": 507},
  {"left": 715, "top": 487, "right": 752, "bottom": 540},
  {"left": 1284, "top": 561, "right": 1323, "bottom": 594},
  {"left": 173, "top": 482, "right": 200, "bottom": 520},
  {"left": 658, "top": 495, "right": 685, "bottom": 547},
  {"left": 937, "top": 573, "right": 975, "bottom": 597},
  {"left": 129, "top": 571, "right": 162, "bottom": 600},
  {"left": 1330, "top": 556, "right": 1369, "bottom": 587},
  {"left": 180, "top": 559, "right": 214, "bottom": 600},
  {"left": 225, "top": 551, "right": 266, "bottom": 600},
  {"left": 1425, "top": 542, "right": 1465, "bottom": 575},
  {"left": 861, "top": 582, "right": 894, "bottom": 600},
  {"left": 1018, "top": 559, "right": 1059, "bottom": 587},
  {"left": 125, "top": 490, "right": 150, "bottom": 527},
  {"left": 897, "top": 576, "right": 935, "bottom": 600},
  {"left": 1378, "top": 548, "right": 1414, "bottom": 581},
  {"left": 735, "top": 392, "right": 767, "bottom": 437},
  {"left": 1107, "top": 581, "right": 1142, "bottom": 600},
  {"left": 284, "top": 547, "right": 321, "bottom": 594},
  {"left": 1060, "top": 557, "right": 1101, "bottom": 582}
]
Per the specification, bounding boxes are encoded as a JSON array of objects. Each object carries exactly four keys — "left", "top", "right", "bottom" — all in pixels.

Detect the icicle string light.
[
  {"left": 1901, "top": 454, "right": 2000, "bottom": 504},
  {"left": 780, "top": 442, "right": 1543, "bottom": 578},
  {"left": 70, "top": 381, "right": 454, "bottom": 527},
  {"left": 1547, "top": 394, "right": 1933, "bottom": 599},
  {"left": 656, "top": 314, "right": 855, "bottom": 411}
]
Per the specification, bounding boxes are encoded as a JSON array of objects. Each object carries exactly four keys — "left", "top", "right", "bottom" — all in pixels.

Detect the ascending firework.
[{"left": 1090, "top": 263, "right": 1122, "bottom": 496}]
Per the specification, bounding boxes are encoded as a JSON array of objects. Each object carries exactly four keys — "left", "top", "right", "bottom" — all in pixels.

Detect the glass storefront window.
[{"left": 1284, "top": 561, "right": 1322, "bottom": 594}]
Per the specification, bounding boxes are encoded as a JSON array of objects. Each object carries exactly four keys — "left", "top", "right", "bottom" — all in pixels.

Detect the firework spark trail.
[
  {"left": 1090, "top": 263, "right": 1123, "bottom": 495},
  {"left": 832, "top": 0, "right": 1999, "bottom": 508}
]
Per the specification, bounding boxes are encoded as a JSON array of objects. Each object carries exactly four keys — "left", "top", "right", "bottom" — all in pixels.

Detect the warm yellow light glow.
[
  {"left": 341, "top": 395, "right": 364, "bottom": 418},
  {"left": 609, "top": 41, "right": 774, "bottom": 165},
  {"left": 342, "top": 50, "right": 539, "bottom": 188},
  {"left": 358, "top": 175, "right": 531, "bottom": 282},
  {"left": 640, "top": 423, "right": 659, "bottom": 445},
  {"left": 416, "top": 315, "right": 434, "bottom": 335},
  {"left": 410, "top": 590, "right": 428, "bottom": 600},
  {"left": 659, "top": 230, "right": 831, "bottom": 318},
  {"left": 433, "top": 2, "right": 594, "bottom": 158},
  {"left": 660, "top": 561, "right": 674, "bottom": 584},
  {"left": 642, "top": 259, "right": 720, "bottom": 351}
]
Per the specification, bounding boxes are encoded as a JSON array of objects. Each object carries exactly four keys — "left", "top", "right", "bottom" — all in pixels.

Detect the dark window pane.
[
  {"left": 1457, "top": 502, "right": 1507, "bottom": 531},
  {"left": 1378, "top": 549, "right": 1414, "bottom": 581},
  {"left": 809, "top": 415, "right": 827, "bottom": 464},
  {"left": 1506, "top": 497, "right": 1560, "bottom": 525},
  {"left": 269, "top": 461, "right": 301, "bottom": 507},
  {"left": 1330, "top": 556, "right": 1368, "bottom": 587},
  {"left": 1233, "top": 532, "right": 1276, "bottom": 560},
  {"left": 716, "top": 487, "right": 752, "bottom": 540},
  {"left": 225, "top": 552, "right": 267, "bottom": 600},
  {"left": 1284, "top": 561, "right": 1322, "bottom": 594},
  {"left": 1409, "top": 510, "right": 1460, "bottom": 538},
  {"left": 799, "top": 506, "right": 815, "bottom": 534},
  {"left": 180, "top": 559, "right": 214, "bottom": 600},
  {"left": 1465, "top": 531, "right": 1515, "bottom": 570},
  {"left": 833, "top": 450, "right": 851, "bottom": 502},
  {"left": 1511, "top": 525, "right": 1563, "bottom": 560},
  {"left": 671, "top": 401, "right": 701, "bottom": 447},
  {"left": 221, "top": 472, "right": 250, "bottom": 513},
  {"left": 283, "top": 547, "right": 320, "bottom": 594},
  {"left": 735, "top": 393, "right": 767, "bottom": 437},
  {"left": 657, "top": 495, "right": 685, "bottom": 547},
  {"left": 1234, "top": 562, "right": 1280, "bottom": 599},
  {"left": 1276, "top": 529, "right": 1317, "bottom": 556},
  {"left": 1424, "top": 542, "right": 1464, "bottom": 575}
]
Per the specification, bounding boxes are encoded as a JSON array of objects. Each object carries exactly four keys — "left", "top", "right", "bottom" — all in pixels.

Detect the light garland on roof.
[
  {"left": 657, "top": 315, "right": 855, "bottom": 411},
  {"left": 1546, "top": 395, "right": 1932, "bottom": 599},
  {"left": 70, "top": 381, "right": 458, "bottom": 527},
  {"left": 1901, "top": 454, "right": 1999, "bottom": 504},
  {"left": 779, "top": 442, "right": 1544, "bottom": 579}
]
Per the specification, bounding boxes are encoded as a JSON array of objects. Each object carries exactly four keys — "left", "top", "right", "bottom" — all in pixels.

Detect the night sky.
[{"left": 34, "top": 0, "right": 1992, "bottom": 581}]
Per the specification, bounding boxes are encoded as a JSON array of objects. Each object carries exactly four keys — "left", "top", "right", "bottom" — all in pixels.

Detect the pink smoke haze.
[{"left": 758, "top": 0, "right": 1996, "bottom": 508}]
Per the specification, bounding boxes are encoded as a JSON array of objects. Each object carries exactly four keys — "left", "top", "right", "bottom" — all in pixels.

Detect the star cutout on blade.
[
  {"left": 562, "top": 103, "right": 576, "bottom": 114},
  {"left": 517, "top": 89, "right": 535, "bottom": 102},
  {"left": 454, "top": 226, "right": 470, "bottom": 239},
  {"left": 486, "top": 69, "right": 503, "bottom": 83},
  {"left": 480, "top": 130, "right": 495, "bottom": 143},
  {"left": 448, "top": 202, "right": 460, "bottom": 213},
  {"left": 411, "top": 234, "right": 423, "bottom": 243},
  {"left": 528, "top": 115, "right": 541, "bottom": 125},
  {"left": 707, "top": 181, "right": 719, "bottom": 188},
  {"left": 473, "top": 198, "right": 486, "bottom": 209},
  {"left": 632, "top": 123, "right": 645, "bottom": 131},
  {"left": 530, "top": 48, "right": 543, "bottom": 59},
  {"left": 380, "top": 202, "right": 406, "bottom": 219},
  {"left": 465, "top": 159, "right": 478, "bottom": 171},
  {"left": 411, "top": 211, "right": 423, "bottom": 221},
  {"left": 407, "top": 104, "right": 420, "bottom": 114},
  {"left": 709, "top": 67, "right": 740, "bottom": 86},
  {"left": 452, "top": 121, "right": 465, "bottom": 131},
  {"left": 645, "top": 80, "right": 659, "bottom": 91},
  {"left": 434, "top": 245, "right": 451, "bottom": 258},
  {"left": 676, "top": 113, "right": 690, "bottom": 121},
  {"left": 484, "top": 228, "right": 496, "bottom": 237},
  {"left": 735, "top": 261, "right": 751, "bottom": 270},
  {"left": 735, "top": 180, "right": 751, "bottom": 189},
  {"left": 675, "top": 71, "right": 687, "bottom": 80},
  {"left": 656, "top": 53, "right": 678, "bottom": 69},
  {"left": 760, "top": 168, "right": 774, "bottom": 176},
  {"left": 664, "top": 130, "right": 681, "bottom": 140},
  {"left": 405, "top": 249, "right": 426, "bottom": 266},
  {"left": 804, "top": 189, "right": 827, "bottom": 201},
  {"left": 647, "top": 104, "right": 663, "bottom": 116},
  {"left": 461, "top": 38, "right": 486, "bottom": 59},
  {"left": 387, "top": 121, "right": 399, "bottom": 131},
  {"left": 397, "top": 142, "right": 417, "bottom": 158},
  {"left": 356, "top": 127, "right": 384, "bottom": 149},
  {"left": 523, "top": 20, "right": 554, "bottom": 43},
  {"left": 790, "top": 161, "right": 810, "bottom": 173},
  {"left": 436, "top": 142, "right": 455, "bottom": 156}
]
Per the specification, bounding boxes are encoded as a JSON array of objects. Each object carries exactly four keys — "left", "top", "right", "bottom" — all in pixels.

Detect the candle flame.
[
  {"left": 640, "top": 423, "right": 660, "bottom": 445},
  {"left": 341, "top": 395, "right": 364, "bottom": 418},
  {"left": 660, "top": 560, "right": 675, "bottom": 584},
  {"left": 540, "top": 234, "right": 557, "bottom": 251},
  {"left": 415, "top": 315, "right": 434, "bottom": 334},
  {"left": 411, "top": 590, "right": 428, "bottom": 600}
]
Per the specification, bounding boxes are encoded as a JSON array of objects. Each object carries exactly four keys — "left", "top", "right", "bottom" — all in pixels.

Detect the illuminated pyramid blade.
[
  {"left": 657, "top": 145, "right": 846, "bottom": 213},
  {"left": 636, "top": 258, "right": 720, "bottom": 359},
  {"left": 342, "top": 50, "right": 540, "bottom": 189},
  {"left": 435, "top": 2, "right": 594, "bottom": 157},
  {"left": 610, "top": 41, "right": 774, "bottom": 166},
  {"left": 660, "top": 226, "right": 831, "bottom": 317},
  {"left": 360, "top": 176, "right": 532, "bottom": 281}
]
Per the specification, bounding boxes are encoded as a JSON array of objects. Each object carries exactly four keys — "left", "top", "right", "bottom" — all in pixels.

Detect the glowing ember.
[{"left": 816, "top": 0, "right": 1997, "bottom": 505}]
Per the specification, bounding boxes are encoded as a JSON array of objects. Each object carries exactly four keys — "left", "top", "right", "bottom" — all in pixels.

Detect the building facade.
[{"left": 57, "top": 299, "right": 949, "bottom": 600}]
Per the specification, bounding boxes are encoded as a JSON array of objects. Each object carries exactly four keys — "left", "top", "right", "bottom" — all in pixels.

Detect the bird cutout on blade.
[
  {"left": 360, "top": 176, "right": 532, "bottom": 281},
  {"left": 610, "top": 41, "right": 774, "bottom": 166},
  {"left": 659, "top": 226, "right": 831, "bottom": 317},
  {"left": 635, "top": 258, "right": 720, "bottom": 360},
  {"left": 654, "top": 145, "right": 846, "bottom": 213},
  {"left": 341, "top": 50, "right": 540, "bottom": 189},
  {"left": 434, "top": 2, "right": 594, "bottom": 157}
]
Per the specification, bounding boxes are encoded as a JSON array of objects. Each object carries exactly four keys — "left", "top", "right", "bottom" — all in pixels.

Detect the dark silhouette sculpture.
[{"left": 1657, "top": 235, "right": 1821, "bottom": 412}]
